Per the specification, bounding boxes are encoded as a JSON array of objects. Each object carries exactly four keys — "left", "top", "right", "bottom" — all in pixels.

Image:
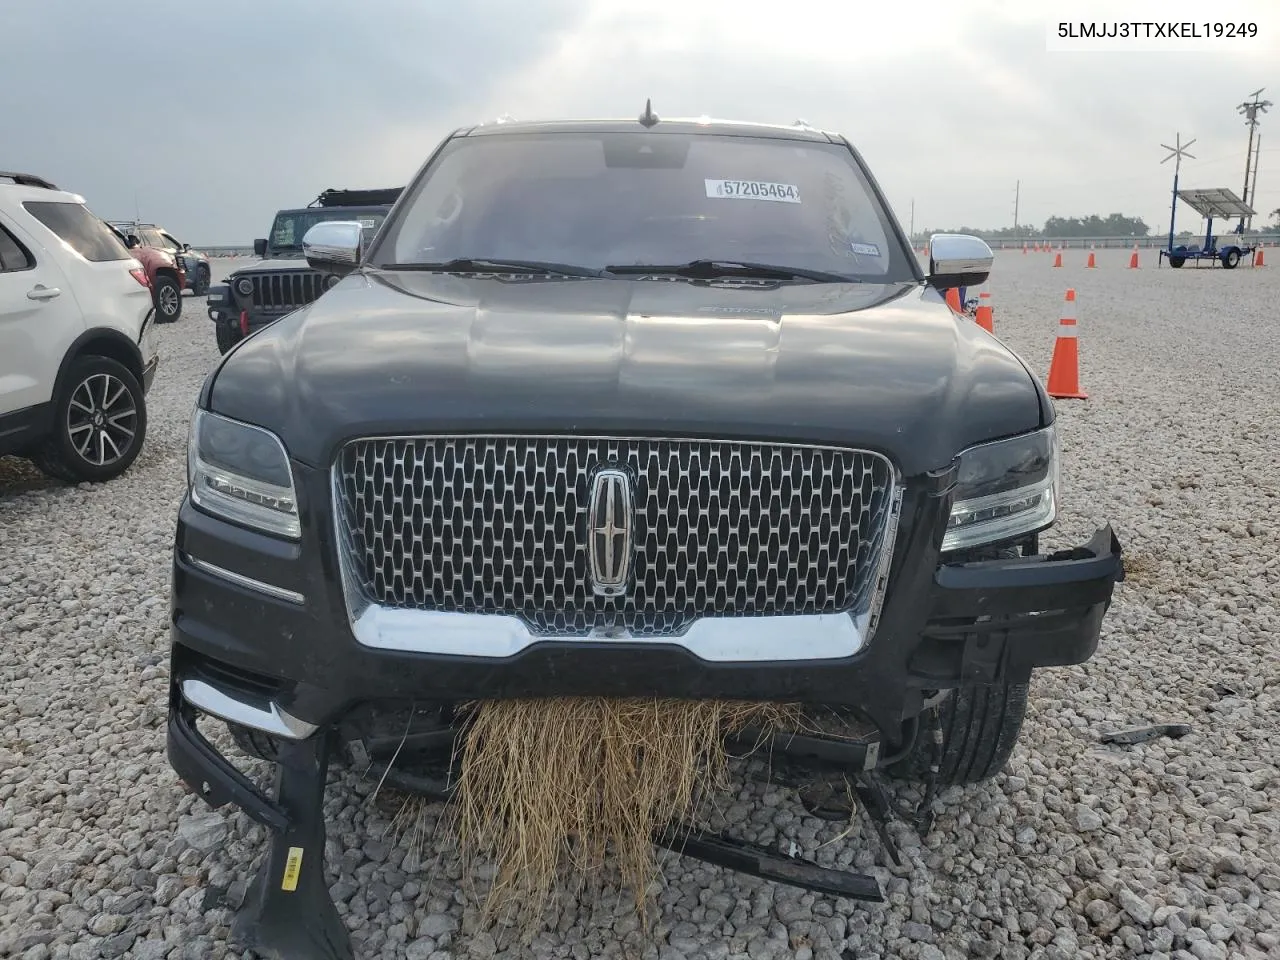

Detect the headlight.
[
  {"left": 941, "top": 424, "right": 1058, "bottom": 553},
  {"left": 236, "top": 277, "right": 254, "bottom": 297},
  {"left": 187, "top": 408, "right": 300, "bottom": 539}
]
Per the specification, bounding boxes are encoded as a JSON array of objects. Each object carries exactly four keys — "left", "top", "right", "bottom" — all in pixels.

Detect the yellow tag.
[{"left": 281, "top": 846, "right": 304, "bottom": 892}]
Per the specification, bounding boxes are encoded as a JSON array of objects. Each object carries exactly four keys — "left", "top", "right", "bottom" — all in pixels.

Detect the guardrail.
[
  {"left": 199, "top": 246, "right": 257, "bottom": 258},
  {"left": 915, "top": 234, "right": 1280, "bottom": 250}
]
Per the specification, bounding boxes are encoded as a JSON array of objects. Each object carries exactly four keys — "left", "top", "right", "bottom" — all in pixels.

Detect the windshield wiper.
[
  {"left": 603, "top": 260, "right": 856, "bottom": 284},
  {"left": 379, "top": 258, "right": 606, "bottom": 278}
]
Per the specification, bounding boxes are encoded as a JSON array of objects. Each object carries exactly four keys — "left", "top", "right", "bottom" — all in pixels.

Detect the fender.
[{"left": 53, "top": 327, "right": 145, "bottom": 400}]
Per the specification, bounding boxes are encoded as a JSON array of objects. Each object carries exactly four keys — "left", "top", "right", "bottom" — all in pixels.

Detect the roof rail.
[
  {"left": 0, "top": 171, "right": 59, "bottom": 190},
  {"left": 309, "top": 187, "right": 404, "bottom": 208}
]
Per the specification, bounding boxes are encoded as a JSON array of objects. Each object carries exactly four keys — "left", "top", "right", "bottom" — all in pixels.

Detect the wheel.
[
  {"left": 215, "top": 321, "right": 242, "bottom": 354},
  {"left": 887, "top": 680, "right": 1030, "bottom": 785},
  {"left": 228, "top": 722, "right": 283, "bottom": 763},
  {"left": 1222, "top": 250, "right": 1240, "bottom": 269},
  {"left": 1168, "top": 256, "right": 1185, "bottom": 268},
  {"left": 31, "top": 355, "right": 148, "bottom": 483},
  {"left": 153, "top": 273, "right": 183, "bottom": 322},
  {"left": 193, "top": 265, "right": 211, "bottom": 296}
]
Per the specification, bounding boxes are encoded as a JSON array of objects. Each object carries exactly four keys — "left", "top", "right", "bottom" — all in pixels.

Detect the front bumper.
[
  {"left": 207, "top": 303, "right": 292, "bottom": 335},
  {"left": 181, "top": 256, "right": 209, "bottom": 288},
  {"left": 165, "top": 458, "right": 1123, "bottom": 811}
]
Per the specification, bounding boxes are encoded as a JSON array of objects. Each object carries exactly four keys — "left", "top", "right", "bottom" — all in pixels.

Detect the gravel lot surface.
[{"left": 2, "top": 250, "right": 1278, "bottom": 960}]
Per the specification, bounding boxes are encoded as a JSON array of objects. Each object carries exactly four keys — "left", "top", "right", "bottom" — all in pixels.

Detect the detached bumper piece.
[
  {"left": 231, "top": 734, "right": 353, "bottom": 960},
  {"left": 655, "top": 825, "right": 883, "bottom": 902},
  {"left": 911, "top": 524, "right": 1124, "bottom": 685},
  {"left": 167, "top": 700, "right": 350, "bottom": 958}
]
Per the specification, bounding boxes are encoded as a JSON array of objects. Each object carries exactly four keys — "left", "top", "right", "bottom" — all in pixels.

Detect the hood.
[
  {"left": 234, "top": 257, "right": 317, "bottom": 273},
  {"left": 208, "top": 271, "right": 1048, "bottom": 478}
]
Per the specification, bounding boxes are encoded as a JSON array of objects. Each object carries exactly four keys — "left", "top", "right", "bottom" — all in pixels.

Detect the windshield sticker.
[
  {"left": 705, "top": 179, "right": 801, "bottom": 203},
  {"left": 850, "top": 241, "right": 881, "bottom": 257}
]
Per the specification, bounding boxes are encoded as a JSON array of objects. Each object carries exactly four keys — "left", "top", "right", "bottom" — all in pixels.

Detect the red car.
[{"left": 105, "top": 221, "right": 186, "bottom": 323}]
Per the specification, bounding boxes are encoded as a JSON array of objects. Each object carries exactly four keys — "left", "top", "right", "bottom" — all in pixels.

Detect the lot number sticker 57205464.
[{"left": 705, "top": 179, "right": 801, "bottom": 203}]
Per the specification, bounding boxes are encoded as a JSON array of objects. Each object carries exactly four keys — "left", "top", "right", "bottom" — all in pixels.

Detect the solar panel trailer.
[{"left": 1159, "top": 186, "right": 1257, "bottom": 269}]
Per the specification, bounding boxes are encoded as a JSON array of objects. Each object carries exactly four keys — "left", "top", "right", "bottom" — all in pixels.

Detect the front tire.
[
  {"left": 31, "top": 356, "right": 148, "bottom": 483},
  {"left": 193, "top": 265, "right": 211, "bottom": 296},
  {"left": 1221, "top": 250, "right": 1240, "bottom": 269},
  {"left": 228, "top": 723, "right": 284, "bottom": 763},
  {"left": 215, "top": 321, "right": 242, "bottom": 354},
  {"left": 888, "top": 680, "right": 1030, "bottom": 785},
  {"left": 153, "top": 273, "right": 183, "bottom": 323}
]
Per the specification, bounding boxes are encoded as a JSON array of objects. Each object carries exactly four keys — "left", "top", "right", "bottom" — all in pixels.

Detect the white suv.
[{"left": 0, "top": 172, "right": 159, "bottom": 483}]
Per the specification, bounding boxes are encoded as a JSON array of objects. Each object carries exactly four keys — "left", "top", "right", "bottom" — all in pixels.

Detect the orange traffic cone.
[
  {"left": 1255, "top": 247, "right": 1266, "bottom": 267},
  {"left": 1053, "top": 251, "right": 1063, "bottom": 268},
  {"left": 975, "top": 291, "right": 994, "bottom": 333},
  {"left": 1129, "top": 246, "right": 1140, "bottom": 269},
  {"left": 1046, "top": 289, "right": 1087, "bottom": 400},
  {"left": 945, "top": 287, "right": 962, "bottom": 313},
  {"left": 1087, "top": 250, "right": 1096, "bottom": 268}
]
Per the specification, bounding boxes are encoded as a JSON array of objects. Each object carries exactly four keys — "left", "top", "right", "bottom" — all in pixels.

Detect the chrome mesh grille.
[
  {"left": 248, "top": 271, "right": 324, "bottom": 310},
  {"left": 334, "top": 437, "right": 895, "bottom": 637}
]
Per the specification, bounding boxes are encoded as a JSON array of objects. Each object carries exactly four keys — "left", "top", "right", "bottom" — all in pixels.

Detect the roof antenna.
[{"left": 639, "top": 98, "right": 659, "bottom": 128}]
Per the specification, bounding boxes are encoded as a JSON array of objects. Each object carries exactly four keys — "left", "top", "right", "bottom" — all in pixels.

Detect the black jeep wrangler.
[
  {"left": 167, "top": 113, "right": 1123, "bottom": 958},
  {"left": 205, "top": 187, "right": 401, "bottom": 354}
]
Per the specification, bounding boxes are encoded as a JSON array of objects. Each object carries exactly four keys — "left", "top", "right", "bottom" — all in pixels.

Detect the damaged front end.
[{"left": 166, "top": 524, "right": 1123, "bottom": 960}]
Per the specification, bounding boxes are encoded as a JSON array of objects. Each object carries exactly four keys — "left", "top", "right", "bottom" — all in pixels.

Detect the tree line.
[{"left": 912, "top": 213, "right": 1152, "bottom": 240}]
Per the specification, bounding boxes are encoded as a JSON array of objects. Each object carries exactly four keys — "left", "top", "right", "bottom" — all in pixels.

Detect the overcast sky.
[{"left": 5, "top": 0, "right": 1278, "bottom": 244}]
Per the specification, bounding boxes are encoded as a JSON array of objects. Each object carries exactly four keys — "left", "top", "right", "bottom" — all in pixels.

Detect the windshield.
[
  {"left": 268, "top": 209, "right": 388, "bottom": 253},
  {"left": 370, "top": 131, "right": 913, "bottom": 282}
]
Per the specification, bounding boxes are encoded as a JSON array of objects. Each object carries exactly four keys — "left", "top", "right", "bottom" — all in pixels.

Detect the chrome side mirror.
[
  {"left": 927, "top": 234, "right": 993, "bottom": 289},
  {"left": 302, "top": 221, "right": 363, "bottom": 277}
]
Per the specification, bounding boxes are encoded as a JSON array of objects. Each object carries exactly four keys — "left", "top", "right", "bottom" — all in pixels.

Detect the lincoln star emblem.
[{"left": 587, "top": 467, "right": 633, "bottom": 597}]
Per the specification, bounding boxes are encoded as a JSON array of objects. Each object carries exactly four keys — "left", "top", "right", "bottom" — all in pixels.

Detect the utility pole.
[
  {"left": 1013, "top": 180, "right": 1020, "bottom": 235},
  {"left": 1248, "top": 134, "right": 1262, "bottom": 232},
  {"left": 1238, "top": 88, "right": 1271, "bottom": 230},
  {"left": 1160, "top": 133, "right": 1196, "bottom": 254}
]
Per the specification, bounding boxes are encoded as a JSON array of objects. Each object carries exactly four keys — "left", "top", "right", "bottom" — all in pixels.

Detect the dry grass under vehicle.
[{"left": 391, "top": 697, "right": 810, "bottom": 938}]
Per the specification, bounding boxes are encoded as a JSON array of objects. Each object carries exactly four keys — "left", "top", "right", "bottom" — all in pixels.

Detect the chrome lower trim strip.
[
  {"left": 179, "top": 678, "right": 317, "bottom": 740},
  {"left": 348, "top": 606, "right": 870, "bottom": 661},
  {"left": 184, "top": 554, "right": 305, "bottom": 605}
]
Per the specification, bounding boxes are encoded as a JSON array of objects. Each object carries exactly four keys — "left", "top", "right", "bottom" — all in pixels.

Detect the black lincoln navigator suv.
[{"left": 166, "top": 112, "right": 1123, "bottom": 958}]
